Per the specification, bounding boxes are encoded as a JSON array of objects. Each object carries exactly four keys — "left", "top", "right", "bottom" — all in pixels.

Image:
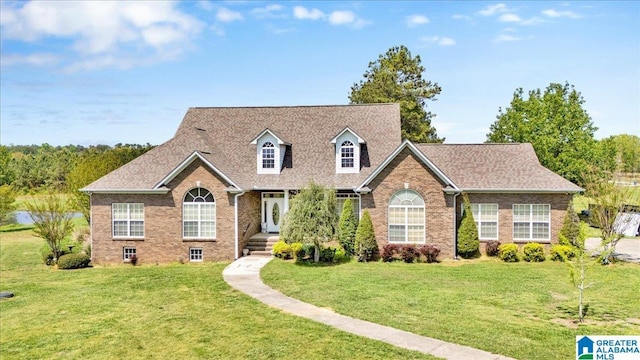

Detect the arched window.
[
  {"left": 340, "top": 140, "right": 354, "bottom": 168},
  {"left": 388, "top": 189, "right": 425, "bottom": 243},
  {"left": 262, "top": 142, "right": 275, "bottom": 169},
  {"left": 183, "top": 188, "right": 216, "bottom": 239}
]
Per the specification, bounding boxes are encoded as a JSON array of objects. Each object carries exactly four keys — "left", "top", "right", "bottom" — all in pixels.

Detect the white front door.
[{"left": 264, "top": 196, "right": 285, "bottom": 233}]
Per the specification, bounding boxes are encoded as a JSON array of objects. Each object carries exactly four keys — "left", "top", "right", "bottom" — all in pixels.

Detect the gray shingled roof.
[
  {"left": 83, "top": 104, "right": 581, "bottom": 194},
  {"left": 83, "top": 104, "right": 402, "bottom": 192},
  {"left": 414, "top": 143, "right": 583, "bottom": 192}
]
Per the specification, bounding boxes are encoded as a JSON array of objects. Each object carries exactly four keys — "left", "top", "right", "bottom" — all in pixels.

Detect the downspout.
[
  {"left": 234, "top": 191, "right": 246, "bottom": 260},
  {"left": 88, "top": 192, "right": 93, "bottom": 261},
  {"left": 452, "top": 192, "right": 460, "bottom": 260}
]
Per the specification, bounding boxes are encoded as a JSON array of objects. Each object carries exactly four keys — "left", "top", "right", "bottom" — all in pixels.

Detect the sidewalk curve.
[{"left": 223, "top": 256, "right": 514, "bottom": 360}]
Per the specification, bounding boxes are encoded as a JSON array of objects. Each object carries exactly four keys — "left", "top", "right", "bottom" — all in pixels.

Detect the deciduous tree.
[
  {"left": 487, "top": 82, "right": 599, "bottom": 187},
  {"left": 349, "top": 45, "right": 443, "bottom": 143},
  {"left": 27, "top": 195, "right": 74, "bottom": 262},
  {"left": 280, "top": 182, "right": 337, "bottom": 262},
  {"left": 0, "top": 185, "right": 17, "bottom": 225}
]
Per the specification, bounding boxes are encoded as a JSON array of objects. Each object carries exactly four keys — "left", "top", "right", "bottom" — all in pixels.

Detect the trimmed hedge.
[
  {"left": 272, "top": 241, "right": 292, "bottom": 259},
  {"left": 523, "top": 243, "right": 545, "bottom": 262},
  {"left": 498, "top": 243, "right": 520, "bottom": 262},
  {"left": 381, "top": 244, "right": 440, "bottom": 263},
  {"left": 57, "top": 253, "right": 91, "bottom": 269},
  {"left": 550, "top": 244, "right": 576, "bottom": 262}
]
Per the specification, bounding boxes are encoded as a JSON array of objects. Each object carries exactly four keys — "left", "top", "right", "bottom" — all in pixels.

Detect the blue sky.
[{"left": 1, "top": 1, "right": 638, "bottom": 146}]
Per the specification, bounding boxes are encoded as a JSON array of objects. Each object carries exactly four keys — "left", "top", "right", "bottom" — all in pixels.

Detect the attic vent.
[
  {"left": 200, "top": 151, "right": 211, "bottom": 154},
  {"left": 195, "top": 127, "right": 206, "bottom": 132}
]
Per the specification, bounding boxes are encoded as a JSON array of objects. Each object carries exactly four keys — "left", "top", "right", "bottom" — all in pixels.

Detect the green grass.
[
  {"left": 262, "top": 259, "right": 640, "bottom": 360},
  {"left": 0, "top": 231, "right": 437, "bottom": 360}
]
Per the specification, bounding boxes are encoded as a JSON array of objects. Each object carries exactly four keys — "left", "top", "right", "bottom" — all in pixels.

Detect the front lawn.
[
  {"left": 0, "top": 230, "right": 436, "bottom": 360},
  {"left": 262, "top": 258, "right": 640, "bottom": 360}
]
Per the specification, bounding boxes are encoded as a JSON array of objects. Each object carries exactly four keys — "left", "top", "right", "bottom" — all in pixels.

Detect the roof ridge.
[{"left": 189, "top": 103, "right": 398, "bottom": 110}]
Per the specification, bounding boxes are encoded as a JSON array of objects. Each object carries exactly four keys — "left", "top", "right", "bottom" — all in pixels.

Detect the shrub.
[
  {"left": 400, "top": 245, "right": 419, "bottom": 263},
  {"left": 498, "top": 243, "right": 520, "bottom": 262},
  {"left": 523, "top": 242, "right": 546, "bottom": 262},
  {"left": 550, "top": 244, "right": 575, "bottom": 262},
  {"left": 57, "top": 253, "right": 91, "bottom": 269},
  {"left": 302, "top": 243, "right": 316, "bottom": 260},
  {"left": 130, "top": 254, "right": 138, "bottom": 266},
  {"left": 40, "top": 243, "right": 71, "bottom": 265},
  {"left": 485, "top": 240, "right": 501, "bottom": 257},
  {"left": 290, "top": 242, "right": 304, "bottom": 261},
  {"left": 333, "top": 247, "right": 351, "bottom": 263},
  {"left": 355, "top": 210, "right": 377, "bottom": 262},
  {"left": 559, "top": 199, "right": 580, "bottom": 246},
  {"left": 338, "top": 199, "right": 358, "bottom": 255},
  {"left": 319, "top": 247, "right": 336, "bottom": 263},
  {"left": 418, "top": 244, "right": 440, "bottom": 263},
  {"left": 381, "top": 244, "right": 401, "bottom": 262},
  {"left": 272, "top": 240, "right": 292, "bottom": 259},
  {"left": 457, "top": 194, "right": 479, "bottom": 258}
]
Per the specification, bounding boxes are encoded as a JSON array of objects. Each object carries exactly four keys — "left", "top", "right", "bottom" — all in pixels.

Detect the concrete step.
[
  {"left": 247, "top": 250, "right": 272, "bottom": 256},
  {"left": 246, "top": 244, "right": 274, "bottom": 251}
]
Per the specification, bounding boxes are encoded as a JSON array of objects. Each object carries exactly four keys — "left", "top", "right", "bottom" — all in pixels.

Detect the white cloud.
[
  {"left": 251, "top": 4, "right": 285, "bottom": 19},
  {"left": 0, "top": 1, "right": 203, "bottom": 70},
  {"left": 478, "top": 3, "right": 507, "bottom": 16},
  {"left": 328, "top": 10, "right": 354, "bottom": 25},
  {"left": 216, "top": 7, "right": 243, "bottom": 22},
  {"left": 493, "top": 34, "right": 522, "bottom": 42},
  {"left": 406, "top": 14, "right": 429, "bottom": 27},
  {"left": 0, "top": 53, "right": 59, "bottom": 67},
  {"left": 521, "top": 16, "right": 545, "bottom": 25},
  {"left": 421, "top": 36, "right": 456, "bottom": 46},
  {"left": 542, "top": 9, "right": 581, "bottom": 19},
  {"left": 499, "top": 13, "right": 521, "bottom": 22},
  {"left": 293, "top": 6, "right": 324, "bottom": 20},
  {"left": 452, "top": 14, "right": 472, "bottom": 21}
]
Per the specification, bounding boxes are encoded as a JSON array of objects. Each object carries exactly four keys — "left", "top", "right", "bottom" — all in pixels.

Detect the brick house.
[{"left": 82, "top": 104, "right": 582, "bottom": 264}]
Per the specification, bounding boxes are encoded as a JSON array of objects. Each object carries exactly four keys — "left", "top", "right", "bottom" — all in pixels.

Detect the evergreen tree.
[
  {"left": 457, "top": 194, "right": 479, "bottom": 258},
  {"left": 559, "top": 199, "right": 581, "bottom": 247},
  {"left": 350, "top": 45, "right": 443, "bottom": 143},
  {"left": 354, "top": 210, "right": 377, "bottom": 261},
  {"left": 338, "top": 199, "right": 357, "bottom": 255}
]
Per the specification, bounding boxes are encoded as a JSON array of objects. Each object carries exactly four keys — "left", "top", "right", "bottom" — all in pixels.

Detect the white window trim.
[
  {"left": 189, "top": 248, "right": 203, "bottom": 262},
  {"left": 334, "top": 132, "right": 360, "bottom": 174},
  {"left": 512, "top": 204, "right": 551, "bottom": 241},
  {"left": 112, "top": 203, "right": 144, "bottom": 239},
  {"left": 123, "top": 247, "right": 136, "bottom": 261},
  {"left": 472, "top": 203, "right": 499, "bottom": 241},
  {"left": 388, "top": 190, "right": 425, "bottom": 244},
  {"left": 183, "top": 188, "right": 216, "bottom": 240}
]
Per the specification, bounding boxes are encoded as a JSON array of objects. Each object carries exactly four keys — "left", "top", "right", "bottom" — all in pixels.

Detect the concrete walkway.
[
  {"left": 585, "top": 238, "right": 640, "bottom": 263},
  {"left": 223, "top": 256, "right": 514, "bottom": 360}
]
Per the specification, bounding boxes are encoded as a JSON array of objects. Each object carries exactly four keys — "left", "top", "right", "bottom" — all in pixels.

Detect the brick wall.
[
  {"left": 91, "top": 159, "right": 242, "bottom": 264},
  {"left": 463, "top": 193, "right": 572, "bottom": 250},
  {"left": 361, "top": 148, "right": 573, "bottom": 258},
  {"left": 362, "top": 148, "right": 456, "bottom": 257}
]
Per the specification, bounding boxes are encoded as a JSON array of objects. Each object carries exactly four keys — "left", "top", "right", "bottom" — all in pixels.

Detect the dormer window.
[
  {"left": 341, "top": 141, "right": 355, "bottom": 168},
  {"left": 251, "top": 129, "right": 289, "bottom": 174},
  {"left": 332, "top": 127, "right": 364, "bottom": 174},
  {"left": 262, "top": 142, "right": 275, "bottom": 169}
]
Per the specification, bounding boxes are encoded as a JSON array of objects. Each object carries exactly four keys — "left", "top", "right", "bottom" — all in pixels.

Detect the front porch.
[{"left": 245, "top": 232, "right": 280, "bottom": 256}]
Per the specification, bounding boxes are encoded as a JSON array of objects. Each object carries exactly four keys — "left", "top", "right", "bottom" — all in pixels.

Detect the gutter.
[{"left": 452, "top": 192, "right": 460, "bottom": 260}]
